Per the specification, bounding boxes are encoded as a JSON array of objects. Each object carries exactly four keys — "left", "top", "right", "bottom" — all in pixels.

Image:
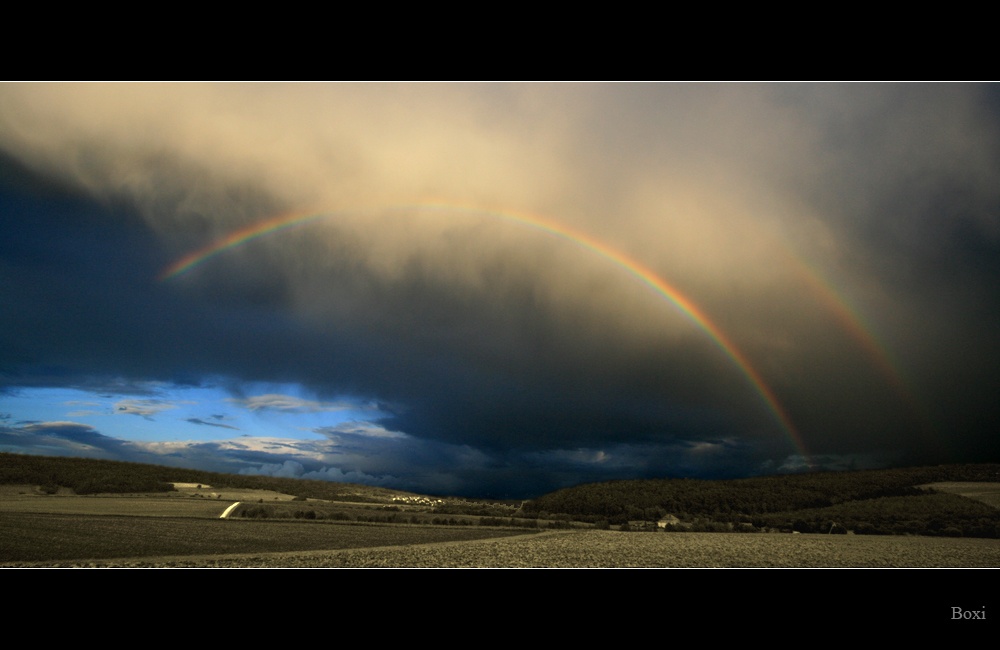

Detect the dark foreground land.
[
  {"left": 3, "top": 490, "right": 997, "bottom": 567},
  {"left": 2, "top": 454, "right": 999, "bottom": 568},
  {"left": 5, "top": 528, "right": 999, "bottom": 568}
]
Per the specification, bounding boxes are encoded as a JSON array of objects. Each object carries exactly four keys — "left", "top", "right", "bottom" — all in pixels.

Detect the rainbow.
[
  {"left": 158, "top": 213, "right": 332, "bottom": 281},
  {"left": 159, "top": 202, "right": 808, "bottom": 460},
  {"left": 793, "top": 261, "right": 908, "bottom": 396},
  {"left": 783, "top": 253, "right": 934, "bottom": 436}
]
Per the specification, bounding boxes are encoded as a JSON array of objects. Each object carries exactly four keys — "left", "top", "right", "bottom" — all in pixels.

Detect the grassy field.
[
  {"left": 0, "top": 512, "right": 537, "bottom": 565},
  {"left": 5, "top": 524, "right": 998, "bottom": 568},
  {"left": 0, "top": 483, "right": 305, "bottom": 518},
  {"left": 216, "top": 529, "right": 1000, "bottom": 568},
  {"left": 0, "top": 486, "right": 541, "bottom": 566},
  {"left": 924, "top": 482, "right": 1000, "bottom": 508}
]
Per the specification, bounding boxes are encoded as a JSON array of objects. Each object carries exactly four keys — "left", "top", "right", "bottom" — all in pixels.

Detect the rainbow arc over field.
[{"left": 159, "top": 202, "right": 809, "bottom": 462}]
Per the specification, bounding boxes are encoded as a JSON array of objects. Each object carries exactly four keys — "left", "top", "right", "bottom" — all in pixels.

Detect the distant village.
[{"left": 391, "top": 495, "right": 445, "bottom": 506}]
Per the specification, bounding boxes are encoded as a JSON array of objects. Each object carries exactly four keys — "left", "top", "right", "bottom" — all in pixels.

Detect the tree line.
[
  {"left": 519, "top": 464, "right": 1000, "bottom": 538},
  {"left": 0, "top": 452, "right": 414, "bottom": 502}
]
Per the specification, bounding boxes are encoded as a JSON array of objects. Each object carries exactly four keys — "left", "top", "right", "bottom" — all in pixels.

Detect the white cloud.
[
  {"left": 227, "top": 394, "right": 356, "bottom": 413},
  {"left": 314, "top": 421, "right": 407, "bottom": 439},
  {"left": 114, "top": 399, "right": 178, "bottom": 418}
]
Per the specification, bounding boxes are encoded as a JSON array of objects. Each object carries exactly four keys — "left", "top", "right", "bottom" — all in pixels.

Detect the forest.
[
  {"left": 520, "top": 464, "right": 1000, "bottom": 537},
  {"left": 0, "top": 453, "right": 407, "bottom": 502}
]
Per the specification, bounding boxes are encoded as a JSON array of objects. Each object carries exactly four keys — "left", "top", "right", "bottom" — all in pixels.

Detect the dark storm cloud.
[{"left": 1, "top": 83, "right": 999, "bottom": 497}]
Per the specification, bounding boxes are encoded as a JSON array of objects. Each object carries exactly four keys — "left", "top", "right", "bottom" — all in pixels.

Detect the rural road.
[{"left": 219, "top": 502, "right": 240, "bottom": 519}]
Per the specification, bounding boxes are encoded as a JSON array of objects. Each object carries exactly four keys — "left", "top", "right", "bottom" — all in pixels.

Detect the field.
[
  {"left": 190, "top": 529, "right": 1000, "bottom": 568},
  {"left": 0, "top": 484, "right": 535, "bottom": 566},
  {"left": 2, "top": 485, "right": 999, "bottom": 568},
  {"left": 924, "top": 482, "right": 1000, "bottom": 508},
  {"left": 4, "top": 522, "right": 999, "bottom": 568},
  {"left": 0, "top": 512, "right": 537, "bottom": 566}
]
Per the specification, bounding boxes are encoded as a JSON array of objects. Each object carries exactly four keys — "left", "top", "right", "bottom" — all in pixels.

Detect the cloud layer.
[{"left": 2, "top": 83, "right": 998, "bottom": 497}]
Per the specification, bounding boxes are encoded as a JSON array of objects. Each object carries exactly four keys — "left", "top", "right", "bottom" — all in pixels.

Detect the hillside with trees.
[
  {"left": 0, "top": 452, "right": 414, "bottom": 503},
  {"left": 520, "top": 464, "right": 1000, "bottom": 538}
]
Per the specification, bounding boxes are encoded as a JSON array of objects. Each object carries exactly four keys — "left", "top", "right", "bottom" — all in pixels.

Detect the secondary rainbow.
[
  {"left": 159, "top": 202, "right": 808, "bottom": 460},
  {"left": 781, "top": 252, "right": 934, "bottom": 437},
  {"left": 793, "top": 261, "right": 908, "bottom": 397}
]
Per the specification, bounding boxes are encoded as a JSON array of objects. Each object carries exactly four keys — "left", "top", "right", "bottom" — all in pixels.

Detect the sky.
[{"left": 1, "top": 82, "right": 998, "bottom": 499}]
